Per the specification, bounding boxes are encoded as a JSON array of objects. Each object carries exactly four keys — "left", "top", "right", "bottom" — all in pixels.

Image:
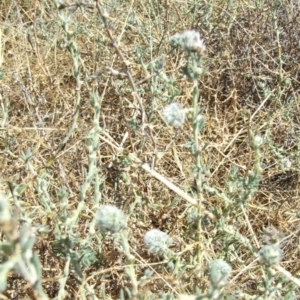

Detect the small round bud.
[
  {"left": 258, "top": 244, "right": 282, "bottom": 266},
  {"left": 144, "top": 229, "right": 173, "bottom": 254},
  {"left": 209, "top": 259, "right": 232, "bottom": 287},
  {"left": 95, "top": 205, "right": 126, "bottom": 234},
  {"left": 281, "top": 157, "right": 292, "bottom": 169},
  {"left": 163, "top": 103, "right": 186, "bottom": 128},
  {"left": 169, "top": 33, "right": 183, "bottom": 49},
  {"left": 251, "top": 135, "right": 263, "bottom": 150}
]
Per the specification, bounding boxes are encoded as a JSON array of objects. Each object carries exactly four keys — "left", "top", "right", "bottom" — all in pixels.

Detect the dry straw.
[{"left": 0, "top": 0, "right": 300, "bottom": 298}]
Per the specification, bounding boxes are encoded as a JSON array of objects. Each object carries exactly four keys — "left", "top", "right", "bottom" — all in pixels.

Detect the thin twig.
[{"left": 95, "top": 1, "right": 146, "bottom": 132}]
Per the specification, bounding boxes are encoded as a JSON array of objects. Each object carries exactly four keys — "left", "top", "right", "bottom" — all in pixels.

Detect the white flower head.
[
  {"left": 163, "top": 102, "right": 185, "bottom": 127},
  {"left": 209, "top": 259, "right": 232, "bottom": 287},
  {"left": 170, "top": 30, "right": 206, "bottom": 53},
  {"left": 181, "top": 30, "right": 206, "bottom": 53},
  {"left": 95, "top": 205, "right": 127, "bottom": 234},
  {"left": 144, "top": 229, "right": 173, "bottom": 254},
  {"left": 281, "top": 157, "right": 292, "bottom": 169}
]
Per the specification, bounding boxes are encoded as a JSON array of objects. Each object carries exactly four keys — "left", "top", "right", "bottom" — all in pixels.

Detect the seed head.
[
  {"left": 95, "top": 205, "right": 126, "bottom": 234},
  {"left": 144, "top": 229, "right": 173, "bottom": 254},
  {"left": 209, "top": 259, "right": 232, "bottom": 287},
  {"left": 163, "top": 103, "right": 185, "bottom": 127}
]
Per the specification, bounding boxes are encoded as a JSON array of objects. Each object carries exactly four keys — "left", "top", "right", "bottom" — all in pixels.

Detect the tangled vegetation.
[{"left": 0, "top": 0, "right": 299, "bottom": 299}]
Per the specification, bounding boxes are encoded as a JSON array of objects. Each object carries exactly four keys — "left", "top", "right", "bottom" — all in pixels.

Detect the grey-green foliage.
[{"left": 0, "top": 194, "right": 48, "bottom": 299}]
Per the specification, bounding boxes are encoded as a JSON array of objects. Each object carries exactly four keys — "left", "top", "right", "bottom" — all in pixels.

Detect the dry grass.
[{"left": 0, "top": 0, "right": 300, "bottom": 299}]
